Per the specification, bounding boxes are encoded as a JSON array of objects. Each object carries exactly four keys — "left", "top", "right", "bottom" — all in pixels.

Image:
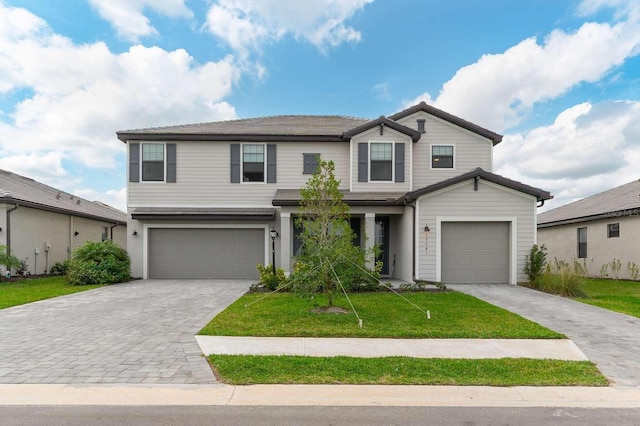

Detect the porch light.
[
  {"left": 132, "top": 230, "right": 138, "bottom": 236},
  {"left": 423, "top": 225, "right": 430, "bottom": 233},
  {"left": 270, "top": 228, "right": 279, "bottom": 240}
]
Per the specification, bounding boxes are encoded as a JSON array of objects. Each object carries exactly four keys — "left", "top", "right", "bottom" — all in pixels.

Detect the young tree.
[
  {"left": 291, "top": 158, "right": 377, "bottom": 307},
  {"left": 0, "top": 244, "right": 20, "bottom": 278}
]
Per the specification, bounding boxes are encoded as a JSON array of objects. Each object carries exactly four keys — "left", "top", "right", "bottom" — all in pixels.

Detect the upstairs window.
[
  {"left": 243, "top": 144, "right": 265, "bottom": 182},
  {"left": 142, "top": 143, "right": 164, "bottom": 181},
  {"left": 370, "top": 143, "right": 392, "bottom": 181},
  {"left": 303, "top": 153, "right": 320, "bottom": 174},
  {"left": 608, "top": 223, "right": 620, "bottom": 238},
  {"left": 431, "top": 145, "right": 454, "bottom": 169},
  {"left": 577, "top": 227, "right": 588, "bottom": 259}
]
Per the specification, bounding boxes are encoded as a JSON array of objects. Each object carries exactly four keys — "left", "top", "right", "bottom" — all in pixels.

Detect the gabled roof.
[
  {"left": 342, "top": 116, "right": 422, "bottom": 142},
  {"left": 399, "top": 168, "right": 552, "bottom": 203},
  {"left": 273, "top": 189, "right": 406, "bottom": 206},
  {"left": 388, "top": 102, "right": 503, "bottom": 144},
  {"left": 0, "top": 169, "right": 127, "bottom": 225},
  {"left": 117, "top": 115, "right": 369, "bottom": 142},
  {"left": 538, "top": 179, "right": 640, "bottom": 227}
]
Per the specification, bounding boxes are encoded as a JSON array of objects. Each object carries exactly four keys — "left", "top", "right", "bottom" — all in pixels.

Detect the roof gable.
[
  {"left": 342, "top": 116, "right": 421, "bottom": 142},
  {"left": 388, "top": 102, "right": 503, "bottom": 144}
]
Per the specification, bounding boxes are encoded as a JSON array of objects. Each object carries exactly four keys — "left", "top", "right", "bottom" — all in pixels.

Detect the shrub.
[
  {"left": 0, "top": 244, "right": 20, "bottom": 277},
  {"left": 256, "top": 264, "right": 288, "bottom": 291},
  {"left": 609, "top": 258, "right": 622, "bottom": 280},
  {"left": 628, "top": 262, "right": 640, "bottom": 281},
  {"left": 49, "top": 260, "right": 70, "bottom": 275},
  {"left": 524, "top": 244, "right": 547, "bottom": 283},
  {"left": 533, "top": 263, "right": 585, "bottom": 297},
  {"left": 67, "top": 240, "right": 130, "bottom": 285},
  {"left": 572, "top": 258, "right": 589, "bottom": 277}
]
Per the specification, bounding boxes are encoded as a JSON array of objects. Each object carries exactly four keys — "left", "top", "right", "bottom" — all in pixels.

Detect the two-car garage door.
[
  {"left": 148, "top": 228, "right": 265, "bottom": 279},
  {"left": 441, "top": 222, "right": 509, "bottom": 284}
]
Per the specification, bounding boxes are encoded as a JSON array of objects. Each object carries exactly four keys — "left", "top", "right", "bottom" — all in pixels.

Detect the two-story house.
[{"left": 117, "top": 102, "right": 551, "bottom": 284}]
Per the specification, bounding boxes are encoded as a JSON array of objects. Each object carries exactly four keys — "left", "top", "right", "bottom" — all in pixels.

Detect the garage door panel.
[
  {"left": 148, "top": 228, "right": 264, "bottom": 279},
  {"left": 442, "top": 222, "right": 509, "bottom": 284}
]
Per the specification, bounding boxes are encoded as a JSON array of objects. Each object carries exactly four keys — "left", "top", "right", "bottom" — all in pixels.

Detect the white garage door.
[
  {"left": 148, "top": 228, "right": 265, "bottom": 279},
  {"left": 441, "top": 222, "right": 509, "bottom": 284}
]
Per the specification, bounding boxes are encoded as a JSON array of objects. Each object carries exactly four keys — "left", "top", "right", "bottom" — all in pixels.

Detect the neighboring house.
[
  {"left": 0, "top": 169, "right": 127, "bottom": 275},
  {"left": 538, "top": 179, "right": 640, "bottom": 280},
  {"left": 117, "top": 102, "right": 551, "bottom": 284}
]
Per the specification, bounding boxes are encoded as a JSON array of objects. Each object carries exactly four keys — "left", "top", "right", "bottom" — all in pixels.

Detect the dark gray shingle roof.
[
  {"left": 0, "top": 169, "right": 126, "bottom": 225},
  {"left": 538, "top": 179, "right": 640, "bottom": 226},
  {"left": 273, "top": 189, "right": 406, "bottom": 206},
  {"left": 131, "top": 207, "right": 275, "bottom": 220}
]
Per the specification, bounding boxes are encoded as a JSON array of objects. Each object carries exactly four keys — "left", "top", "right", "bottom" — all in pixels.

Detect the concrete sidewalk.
[
  {"left": 1, "top": 384, "right": 639, "bottom": 407},
  {"left": 196, "top": 336, "right": 588, "bottom": 360}
]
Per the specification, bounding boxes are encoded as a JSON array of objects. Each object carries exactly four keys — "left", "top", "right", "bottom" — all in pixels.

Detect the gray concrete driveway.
[
  {"left": 449, "top": 284, "right": 640, "bottom": 388},
  {"left": 0, "top": 280, "right": 250, "bottom": 384}
]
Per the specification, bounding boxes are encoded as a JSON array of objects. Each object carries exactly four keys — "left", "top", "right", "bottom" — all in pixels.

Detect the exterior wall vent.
[{"left": 417, "top": 119, "right": 426, "bottom": 133}]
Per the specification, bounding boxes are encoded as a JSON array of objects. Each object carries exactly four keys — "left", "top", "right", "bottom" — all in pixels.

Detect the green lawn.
[
  {"left": 574, "top": 278, "right": 640, "bottom": 318},
  {"left": 0, "top": 276, "right": 104, "bottom": 309},
  {"left": 199, "top": 292, "right": 563, "bottom": 338},
  {"left": 209, "top": 355, "right": 608, "bottom": 386}
]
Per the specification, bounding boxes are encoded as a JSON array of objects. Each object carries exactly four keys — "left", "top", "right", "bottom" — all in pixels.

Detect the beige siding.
[
  {"left": 128, "top": 141, "right": 349, "bottom": 207},
  {"left": 395, "top": 111, "right": 493, "bottom": 189},
  {"left": 418, "top": 180, "right": 536, "bottom": 283},
  {"left": 7, "top": 206, "right": 126, "bottom": 275},
  {"left": 538, "top": 216, "right": 640, "bottom": 280},
  {"left": 349, "top": 127, "right": 412, "bottom": 192}
]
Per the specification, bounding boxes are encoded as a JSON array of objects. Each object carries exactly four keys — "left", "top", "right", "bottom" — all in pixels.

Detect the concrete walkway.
[
  {"left": 196, "top": 336, "right": 588, "bottom": 360},
  {"left": 449, "top": 284, "right": 640, "bottom": 388},
  {"left": 0, "top": 280, "right": 250, "bottom": 385}
]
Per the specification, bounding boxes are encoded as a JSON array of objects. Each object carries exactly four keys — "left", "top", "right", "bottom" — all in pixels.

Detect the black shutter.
[
  {"left": 267, "top": 144, "right": 277, "bottom": 183},
  {"left": 395, "top": 143, "right": 405, "bottom": 183},
  {"left": 166, "top": 143, "right": 176, "bottom": 183},
  {"left": 230, "top": 144, "right": 240, "bottom": 183},
  {"left": 129, "top": 143, "right": 139, "bottom": 182},
  {"left": 358, "top": 143, "right": 368, "bottom": 182}
]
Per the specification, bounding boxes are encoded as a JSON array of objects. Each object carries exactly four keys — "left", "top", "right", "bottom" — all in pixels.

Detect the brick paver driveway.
[{"left": 0, "top": 280, "right": 250, "bottom": 384}]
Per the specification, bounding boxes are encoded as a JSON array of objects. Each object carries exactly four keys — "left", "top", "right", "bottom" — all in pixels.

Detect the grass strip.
[
  {"left": 200, "top": 292, "right": 563, "bottom": 339},
  {"left": 209, "top": 355, "right": 608, "bottom": 386},
  {"left": 574, "top": 278, "right": 640, "bottom": 318},
  {"left": 0, "top": 276, "right": 104, "bottom": 309}
]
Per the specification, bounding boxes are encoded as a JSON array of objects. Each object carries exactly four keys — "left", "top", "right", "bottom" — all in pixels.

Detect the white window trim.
[
  {"left": 140, "top": 142, "right": 167, "bottom": 183},
  {"left": 142, "top": 223, "right": 270, "bottom": 279},
  {"left": 429, "top": 143, "right": 455, "bottom": 171},
  {"left": 241, "top": 143, "right": 267, "bottom": 184},
  {"left": 368, "top": 141, "right": 395, "bottom": 183},
  {"left": 434, "top": 216, "right": 518, "bottom": 285}
]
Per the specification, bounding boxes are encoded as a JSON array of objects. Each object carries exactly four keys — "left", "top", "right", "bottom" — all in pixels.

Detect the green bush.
[
  {"left": 524, "top": 244, "right": 547, "bottom": 283},
  {"left": 533, "top": 263, "right": 585, "bottom": 297},
  {"left": 49, "top": 260, "right": 70, "bottom": 275},
  {"left": 67, "top": 240, "right": 130, "bottom": 285},
  {"left": 256, "top": 264, "right": 288, "bottom": 291},
  {"left": 0, "top": 244, "right": 20, "bottom": 277}
]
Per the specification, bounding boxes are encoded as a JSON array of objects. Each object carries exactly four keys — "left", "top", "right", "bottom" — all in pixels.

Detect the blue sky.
[{"left": 0, "top": 0, "right": 639, "bottom": 212}]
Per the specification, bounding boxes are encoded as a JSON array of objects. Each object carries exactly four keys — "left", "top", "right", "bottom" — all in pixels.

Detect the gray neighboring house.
[
  {"left": 118, "top": 102, "right": 552, "bottom": 284},
  {"left": 538, "top": 179, "right": 640, "bottom": 280},
  {"left": 0, "top": 169, "right": 127, "bottom": 275}
]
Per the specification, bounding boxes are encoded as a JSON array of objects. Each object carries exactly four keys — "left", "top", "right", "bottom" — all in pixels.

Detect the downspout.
[
  {"left": 110, "top": 223, "right": 118, "bottom": 241},
  {"left": 6, "top": 203, "right": 18, "bottom": 257}
]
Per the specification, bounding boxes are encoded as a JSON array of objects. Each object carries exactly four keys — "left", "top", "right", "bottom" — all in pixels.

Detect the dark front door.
[{"left": 375, "top": 217, "right": 390, "bottom": 275}]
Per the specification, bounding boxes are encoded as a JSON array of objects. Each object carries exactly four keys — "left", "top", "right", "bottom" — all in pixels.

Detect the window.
[
  {"left": 577, "top": 227, "right": 587, "bottom": 259},
  {"left": 142, "top": 143, "right": 164, "bottom": 181},
  {"left": 243, "top": 144, "right": 265, "bottom": 182},
  {"left": 303, "top": 153, "right": 320, "bottom": 174},
  {"left": 417, "top": 119, "right": 426, "bottom": 133},
  {"left": 101, "top": 227, "right": 109, "bottom": 242},
  {"left": 431, "top": 145, "right": 454, "bottom": 169},
  {"left": 370, "top": 143, "right": 393, "bottom": 181},
  {"left": 608, "top": 223, "right": 620, "bottom": 238}
]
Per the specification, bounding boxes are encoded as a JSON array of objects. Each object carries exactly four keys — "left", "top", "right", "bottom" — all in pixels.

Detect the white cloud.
[
  {"left": 75, "top": 187, "right": 127, "bottom": 212},
  {"left": 406, "top": 1, "right": 640, "bottom": 133},
  {"left": 495, "top": 100, "right": 640, "bottom": 210},
  {"left": 0, "top": 152, "right": 79, "bottom": 190},
  {"left": 204, "top": 0, "right": 372, "bottom": 57},
  {"left": 0, "top": 3, "right": 238, "bottom": 185},
  {"left": 87, "top": 0, "right": 193, "bottom": 42}
]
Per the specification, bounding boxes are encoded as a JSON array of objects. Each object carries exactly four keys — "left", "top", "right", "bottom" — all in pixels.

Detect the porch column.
[
  {"left": 280, "top": 212, "right": 291, "bottom": 273},
  {"left": 364, "top": 212, "right": 375, "bottom": 269}
]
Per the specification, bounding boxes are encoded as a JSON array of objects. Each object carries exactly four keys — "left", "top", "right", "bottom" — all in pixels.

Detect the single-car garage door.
[
  {"left": 441, "top": 222, "right": 509, "bottom": 284},
  {"left": 148, "top": 228, "right": 265, "bottom": 279}
]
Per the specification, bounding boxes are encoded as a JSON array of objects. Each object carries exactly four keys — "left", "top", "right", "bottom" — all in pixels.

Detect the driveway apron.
[
  {"left": 449, "top": 284, "right": 640, "bottom": 388},
  {"left": 0, "top": 280, "right": 250, "bottom": 385}
]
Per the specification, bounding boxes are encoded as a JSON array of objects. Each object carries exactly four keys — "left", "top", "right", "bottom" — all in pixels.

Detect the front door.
[{"left": 375, "top": 217, "right": 390, "bottom": 275}]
